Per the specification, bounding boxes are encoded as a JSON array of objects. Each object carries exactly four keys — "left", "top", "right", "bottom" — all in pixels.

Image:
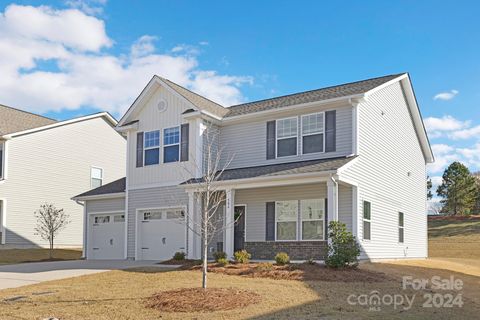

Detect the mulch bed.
[
  {"left": 188, "top": 262, "right": 389, "bottom": 282},
  {"left": 146, "top": 288, "right": 260, "bottom": 312},
  {"left": 158, "top": 259, "right": 202, "bottom": 266}
]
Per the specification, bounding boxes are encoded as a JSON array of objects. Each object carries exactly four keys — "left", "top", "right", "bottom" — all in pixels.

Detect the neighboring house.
[
  {"left": 0, "top": 105, "right": 126, "bottom": 248},
  {"left": 73, "top": 73, "right": 434, "bottom": 261}
]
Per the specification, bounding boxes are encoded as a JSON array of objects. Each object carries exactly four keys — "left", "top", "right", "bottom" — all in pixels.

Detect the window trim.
[
  {"left": 143, "top": 130, "right": 161, "bottom": 166},
  {"left": 301, "top": 112, "right": 325, "bottom": 155},
  {"left": 163, "top": 126, "right": 181, "bottom": 163},
  {"left": 362, "top": 200, "right": 371, "bottom": 241},
  {"left": 398, "top": 212, "right": 404, "bottom": 244},
  {"left": 90, "top": 166, "right": 103, "bottom": 189},
  {"left": 300, "top": 199, "right": 326, "bottom": 241},
  {"left": 274, "top": 200, "right": 298, "bottom": 241},
  {"left": 275, "top": 116, "right": 298, "bottom": 158}
]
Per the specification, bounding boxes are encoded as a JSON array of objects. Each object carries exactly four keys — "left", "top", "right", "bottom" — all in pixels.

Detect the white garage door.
[
  {"left": 89, "top": 213, "right": 125, "bottom": 260},
  {"left": 138, "top": 208, "right": 186, "bottom": 261}
]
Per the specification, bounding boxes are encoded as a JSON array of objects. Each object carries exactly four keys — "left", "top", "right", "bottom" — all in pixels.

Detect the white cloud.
[
  {"left": 449, "top": 125, "right": 480, "bottom": 140},
  {"left": 424, "top": 115, "right": 470, "bottom": 139},
  {"left": 0, "top": 4, "right": 252, "bottom": 116},
  {"left": 433, "top": 89, "right": 458, "bottom": 101},
  {"left": 428, "top": 143, "right": 460, "bottom": 173},
  {"left": 64, "top": 0, "right": 107, "bottom": 15}
]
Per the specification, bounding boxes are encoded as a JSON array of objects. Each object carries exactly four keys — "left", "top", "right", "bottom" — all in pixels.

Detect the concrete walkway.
[{"left": 0, "top": 260, "right": 172, "bottom": 290}]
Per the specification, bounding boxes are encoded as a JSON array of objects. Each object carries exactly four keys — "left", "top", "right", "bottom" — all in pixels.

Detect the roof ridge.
[
  {"left": 229, "top": 73, "right": 406, "bottom": 109},
  {"left": 0, "top": 103, "right": 58, "bottom": 122}
]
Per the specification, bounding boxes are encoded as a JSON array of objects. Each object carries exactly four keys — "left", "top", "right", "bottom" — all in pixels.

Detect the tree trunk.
[
  {"left": 49, "top": 235, "right": 53, "bottom": 260},
  {"left": 202, "top": 237, "right": 208, "bottom": 289}
]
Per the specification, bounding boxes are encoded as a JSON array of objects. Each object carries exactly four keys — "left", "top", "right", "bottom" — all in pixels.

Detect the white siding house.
[
  {"left": 0, "top": 108, "right": 126, "bottom": 248},
  {"left": 73, "top": 73, "right": 433, "bottom": 261}
]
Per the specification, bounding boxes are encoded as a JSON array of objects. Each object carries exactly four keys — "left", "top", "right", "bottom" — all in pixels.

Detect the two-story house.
[
  {"left": 73, "top": 73, "right": 434, "bottom": 261},
  {"left": 0, "top": 106, "right": 126, "bottom": 248}
]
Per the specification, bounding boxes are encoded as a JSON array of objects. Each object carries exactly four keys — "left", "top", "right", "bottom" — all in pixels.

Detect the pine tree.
[{"left": 436, "top": 162, "right": 477, "bottom": 215}]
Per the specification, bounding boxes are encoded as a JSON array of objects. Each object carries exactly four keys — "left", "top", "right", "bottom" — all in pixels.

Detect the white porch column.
[
  {"left": 327, "top": 177, "right": 339, "bottom": 223},
  {"left": 187, "top": 191, "right": 201, "bottom": 259},
  {"left": 224, "top": 189, "right": 235, "bottom": 258}
]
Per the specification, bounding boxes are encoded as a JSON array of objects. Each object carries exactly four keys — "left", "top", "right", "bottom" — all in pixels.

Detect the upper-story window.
[
  {"left": 0, "top": 142, "right": 4, "bottom": 179},
  {"left": 163, "top": 126, "right": 180, "bottom": 163},
  {"left": 91, "top": 167, "right": 103, "bottom": 188},
  {"left": 302, "top": 112, "right": 324, "bottom": 154},
  {"left": 144, "top": 130, "right": 160, "bottom": 166},
  {"left": 276, "top": 117, "right": 298, "bottom": 157}
]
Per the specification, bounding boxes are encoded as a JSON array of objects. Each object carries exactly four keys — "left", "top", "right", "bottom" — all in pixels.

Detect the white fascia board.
[
  {"left": 71, "top": 192, "right": 125, "bottom": 201},
  {"left": 116, "top": 121, "right": 139, "bottom": 133},
  {"left": 2, "top": 112, "right": 117, "bottom": 139}
]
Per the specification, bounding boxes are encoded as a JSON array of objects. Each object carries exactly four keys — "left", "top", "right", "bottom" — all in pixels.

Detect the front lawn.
[
  {"left": 0, "top": 261, "right": 478, "bottom": 319},
  {"left": 0, "top": 249, "right": 82, "bottom": 265}
]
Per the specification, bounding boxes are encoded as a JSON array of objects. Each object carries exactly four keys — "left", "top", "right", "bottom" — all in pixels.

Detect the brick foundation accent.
[{"left": 244, "top": 241, "right": 327, "bottom": 260}]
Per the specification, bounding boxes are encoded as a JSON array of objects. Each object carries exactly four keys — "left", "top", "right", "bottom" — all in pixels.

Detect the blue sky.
[{"left": 0, "top": 0, "right": 479, "bottom": 189}]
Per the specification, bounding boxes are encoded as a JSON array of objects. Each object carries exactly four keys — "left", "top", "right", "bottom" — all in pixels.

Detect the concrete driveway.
[{"left": 0, "top": 260, "right": 172, "bottom": 290}]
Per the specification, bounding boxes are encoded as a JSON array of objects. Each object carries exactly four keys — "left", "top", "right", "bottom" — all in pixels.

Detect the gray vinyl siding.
[
  {"left": 127, "top": 185, "right": 188, "bottom": 258},
  {"left": 338, "top": 184, "right": 353, "bottom": 231},
  {"left": 341, "top": 81, "right": 427, "bottom": 259},
  {"left": 86, "top": 197, "right": 125, "bottom": 213},
  {"left": 202, "top": 121, "right": 220, "bottom": 174},
  {"left": 1, "top": 117, "right": 126, "bottom": 247},
  {"left": 235, "top": 183, "right": 352, "bottom": 241},
  {"left": 220, "top": 106, "right": 353, "bottom": 169}
]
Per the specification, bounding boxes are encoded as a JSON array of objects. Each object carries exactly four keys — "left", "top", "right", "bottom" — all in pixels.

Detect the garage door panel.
[{"left": 89, "top": 213, "right": 125, "bottom": 260}]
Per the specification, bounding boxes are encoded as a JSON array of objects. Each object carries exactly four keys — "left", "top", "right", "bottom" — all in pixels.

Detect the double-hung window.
[
  {"left": 275, "top": 200, "right": 298, "bottom": 240},
  {"left": 363, "top": 201, "right": 371, "bottom": 240},
  {"left": 398, "top": 212, "right": 404, "bottom": 243},
  {"left": 91, "top": 167, "right": 103, "bottom": 188},
  {"left": 301, "top": 112, "right": 324, "bottom": 154},
  {"left": 276, "top": 117, "right": 297, "bottom": 157},
  {"left": 301, "top": 199, "right": 325, "bottom": 240},
  {"left": 144, "top": 130, "right": 160, "bottom": 166},
  {"left": 163, "top": 126, "right": 180, "bottom": 163}
]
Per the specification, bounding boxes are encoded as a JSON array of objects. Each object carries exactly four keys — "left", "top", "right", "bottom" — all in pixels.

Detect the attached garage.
[
  {"left": 88, "top": 213, "right": 125, "bottom": 259},
  {"left": 136, "top": 207, "right": 186, "bottom": 260}
]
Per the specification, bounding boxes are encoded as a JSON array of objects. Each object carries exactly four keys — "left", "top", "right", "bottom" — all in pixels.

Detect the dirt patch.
[
  {"left": 188, "top": 262, "right": 389, "bottom": 282},
  {"left": 146, "top": 288, "right": 260, "bottom": 312}
]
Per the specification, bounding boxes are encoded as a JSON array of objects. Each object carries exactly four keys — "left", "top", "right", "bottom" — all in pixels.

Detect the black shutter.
[
  {"left": 136, "top": 132, "right": 144, "bottom": 167},
  {"left": 325, "top": 110, "right": 336, "bottom": 152},
  {"left": 324, "top": 198, "right": 329, "bottom": 238},
  {"left": 265, "top": 202, "right": 275, "bottom": 241},
  {"left": 266, "top": 121, "right": 276, "bottom": 159},
  {"left": 180, "top": 123, "right": 189, "bottom": 162}
]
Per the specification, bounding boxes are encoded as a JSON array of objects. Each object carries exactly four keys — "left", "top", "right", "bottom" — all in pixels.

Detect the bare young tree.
[
  {"left": 34, "top": 203, "right": 70, "bottom": 259},
  {"left": 181, "top": 122, "right": 237, "bottom": 289}
]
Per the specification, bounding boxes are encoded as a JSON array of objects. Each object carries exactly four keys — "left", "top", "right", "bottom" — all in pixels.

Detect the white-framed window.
[
  {"left": 94, "top": 215, "right": 110, "bottom": 224},
  {"left": 398, "top": 212, "right": 404, "bottom": 243},
  {"left": 275, "top": 200, "right": 298, "bottom": 240},
  {"left": 144, "top": 130, "right": 160, "bottom": 166},
  {"left": 113, "top": 214, "right": 125, "bottom": 223},
  {"left": 276, "top": 117, "right": 298, "bottom": 157},
  {"left": 142, "top": 210, "right": 162, "bottom": 220},
  {"left": 301, "top": 112, "right": 325, "bottom": 154},
  {"left": 90, "top": 167, "right": 103, "bottom": 189},
  {"left": 363, "top": 201, "right": 371, "bottom": 240},
  {"left": 163, "top": 126, "right": 180, "bottom": 163},
  {"left": 300, "top": 199, "right": 325, "bottom": 240},
  {"left": 166, "top": 209, "right": 184, "bottom": 219}
]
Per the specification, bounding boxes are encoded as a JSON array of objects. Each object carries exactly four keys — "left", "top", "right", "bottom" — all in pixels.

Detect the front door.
[{"left": 234, "top": 205, "right": 246, "bottom": 252}]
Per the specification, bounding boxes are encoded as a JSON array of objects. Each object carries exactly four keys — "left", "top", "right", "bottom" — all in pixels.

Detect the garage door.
[
  {"left": 89, "top": 213, "right": 125, "bottom": 260},
  {"left": 138, "top": 208, "right": 186, "bottom": 261}
]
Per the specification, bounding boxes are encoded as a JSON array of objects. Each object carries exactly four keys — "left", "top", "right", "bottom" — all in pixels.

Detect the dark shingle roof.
[
  {"left": 224, "top": 74, "right": 403, "bottom": 117},
  {"left": 73, "top": 177, "right": 126, "bottom": 198},
  {"left": 0, "top": 104, "right": 57, "bottom": 135},
  {"left": 183, "top": 156, "right": 356, "bottom": 184}
]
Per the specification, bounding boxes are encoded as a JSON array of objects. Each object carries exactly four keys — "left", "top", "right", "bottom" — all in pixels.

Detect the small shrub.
[
  {"left": 275, "top": 252, "right": 290, "bottom": 265},
  {"left": 256, "top": 262, "right": 273, "bottom": 271},
  {"left": 325, "top": 221, "right": 361, "bottom": 268},
  {"left": 173, "top": 251, "right": 186, "bottom": 261},
  {"left": 233, "top": 249, "right": 251, "bottom": 264},
  {"left": 216, "top": 258, "right": 229, "bottom": 266},
  {"left": 213, "top": 251, "right": 227, "bottom": 262}
]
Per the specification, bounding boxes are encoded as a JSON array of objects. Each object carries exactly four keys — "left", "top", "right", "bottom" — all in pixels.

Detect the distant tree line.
[{"left": 428, "top": 161, "right": 480, "bottom": 215}]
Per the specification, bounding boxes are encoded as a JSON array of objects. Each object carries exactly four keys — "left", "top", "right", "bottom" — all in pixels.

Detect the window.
[
  {"left": 94, "top": 215, "right": 110, "bottom": 224},
  {"left": 91, "top": 167, "right": 103, "bottom": 189},
  {"left": 166, "top": 209, "right": 184, "bottom": 219},
  {"left": 301, "top": 199, "right": 325, "bottom": 240},
  {"left": 276, "top": 200, "right": 298, "bottom": 240},
  {"left": 276, "top": 117, "right": 297, "bottom": 157},
  {"left": 142, "top": 210, "right": 162, "bottom": 220},
  {"left": 163, "top": 126, "right": 180, "bottom": 163},
  {"left": 144, "top": 130, "right": 160, "bottom": 166},
  {"left": 398, "top": 212, "right": 404, "bottom": 243},
  {"left": 113, "top": 214, "right": 125, "bottom": 223},
  {"left": 302, "top": 113, "right": 324, "bottom": 154},
  {"left": 363, "top": 201, "right": 371, "bottom": 240}
]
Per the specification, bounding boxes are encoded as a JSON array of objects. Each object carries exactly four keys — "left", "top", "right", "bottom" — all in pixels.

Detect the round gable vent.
[{"left": 157, "top": 99, "right": 168, "bottom": 112}]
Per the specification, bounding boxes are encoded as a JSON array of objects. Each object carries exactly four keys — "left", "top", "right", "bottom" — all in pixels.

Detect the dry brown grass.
[
  {"left": 0, "top": 249, "right": 82, "bottom": 265},
  {"left": 0, "top": 263, "right": 479, "bottom": 319}
]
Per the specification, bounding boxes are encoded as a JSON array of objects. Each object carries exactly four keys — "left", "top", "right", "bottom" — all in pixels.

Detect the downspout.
[{"left": 329, "top": 175, "right": 339, "bottom": 222}]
